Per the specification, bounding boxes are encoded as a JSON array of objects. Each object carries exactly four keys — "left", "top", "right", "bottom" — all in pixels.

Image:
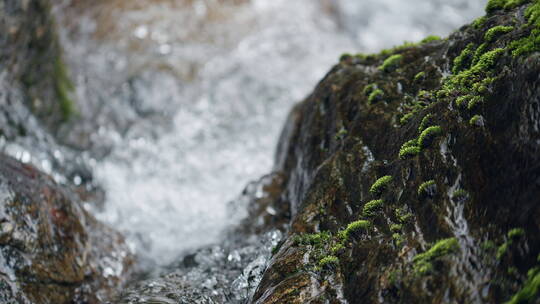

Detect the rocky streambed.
[{"left": 1, "top": 0, "right": 540, "bottom": 303}]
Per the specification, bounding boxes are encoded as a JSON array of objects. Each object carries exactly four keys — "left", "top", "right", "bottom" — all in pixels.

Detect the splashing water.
[{"left": 50, "top": 0, "right": 486, "bottom": 266}]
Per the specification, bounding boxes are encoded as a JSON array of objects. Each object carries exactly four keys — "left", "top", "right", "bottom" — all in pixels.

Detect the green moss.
[
  {"left": 485, "top": 25, "right": 514, "bottom": 42},
  {"left": 486, "top": 0, "right": 514, "bottom": 13},
  {"left": 294, "top": 231, "right": 332, "bottom": 246},
  {"left": 504, "top": 0, "right": 530, "bottom": 10},
  {"left": 390, "top": 224, "right": 403, "bottom": 232},
  {"left": 318, "top": 255, "right": 339, "bottom": 268},
  {"left": 470, "top": 115, "right": 483, "bottom": 125},
  {"left": 399, "top": 145, "right": 421, "bottom": 159},
  {"left": 340, "top": 53, "right": 352, "bottom": 62},
  {"left": 452, "top": 43, "right": 476, "bottom": 74},
  {"left": 472, "top": 16, "right": 487, "bottom": 29},
  {"left": 363, "top": 199, "right": 384, "bottom": 217},
  {"left": 452, "top": 189, "right": 469, "bottom": 201},
  {"left": 418, "top": 114, "right": 433, "bottom": 132},
  {"left": 400, "top": 112, "right": 414, "bottom": 125},
  {"left": 363, "top": 83, "right": 377, "bottom": 96},
  {"left": 368, "top": 89, "right": 384, "bottom": 104},
  {"left": 421, "top": 35, "right": 441, "bottom": 43},
  {"left": 418, "top": 180, "right": 436, "bottom": 196},
  {"left": 472, "top": 43, "right": 489, "bottom": 65},
  {"left": 467, "top": 95, "right": 485, "bottom": 110},
  {"left": 508, "top": 228, "right": 525, "bottom": 239},
  {"left": 379, "top": 54, "right": 403, "bottom": 73},
  {"left": 418, "top": 126, "right": 443, "bottom": 148},
  {"left": 395, "top": 208, "right": 413, "bottom": 223},
  {"left": 330, "top": 243, "right": 345, "bottom": 254},
  {"left": 413, "top": 238, "right": 460, "bottom": 275},
  {"left": 393, "top": 233, "right": 405, "bottom": 246},
  {"left": 481, "top": 240, "right": 497, "bottom": 251},
  {"left": 369, "top": 175, "right": 393, "bottom": 195},
  {"left": 54, "top": 56, "right": 76, "bottom": 122},
  {"left": 341, "top": 220, "right": 371, "bottom": 241},
  {"left": 497, "top": 242, "right": 510, "bottom": 259},
  {"left": 414, "top": 71, "right": 426, "bottom": 82},
  {"left": 506, "top": 268, "right": 540, "bottom": 303},
  {"left": 509, "top": 2, "right": 540, "bottom": 57}
]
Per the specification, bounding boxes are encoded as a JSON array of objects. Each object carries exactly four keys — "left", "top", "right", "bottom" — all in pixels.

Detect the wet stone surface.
[{"left": 0, "top": 154, "right": 133, "bottom": 303}]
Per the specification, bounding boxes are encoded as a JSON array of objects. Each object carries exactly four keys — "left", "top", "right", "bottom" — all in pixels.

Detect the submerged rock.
[{"left": 0, "top": 154, "right": 133, "bottom": 303}]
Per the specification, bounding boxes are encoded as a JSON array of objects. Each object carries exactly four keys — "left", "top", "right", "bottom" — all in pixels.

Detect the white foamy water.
[{"left": 54, "top": 0, "right": 486, "bottom": 266}]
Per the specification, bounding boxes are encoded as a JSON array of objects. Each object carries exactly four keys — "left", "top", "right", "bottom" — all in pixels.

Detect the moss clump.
[
  {"left": 452, "top": 189, "right": 469, "bottom": 201},
  {"left": 390, "top": 224, "right": 403, "bottom": 232},
  {"left": 400, "top": 112, "right": 414, "bottom": 125},
  {"left": 418, "top": 180, "right": 436, "bottom": 196},
  {"left": 485, "top": 0, "right": 527, "bottom": 13},
  {"left": 393, "top": 233, "right": 405, "bottom": 246},
  {"left": 363, "top": 199, "right": 384, "bottom": 217},
  {"left": 504, "top": 0, "right": 531, "bottom": 10},
  {"left": 318, "top": 255, "right": 339, "bottom": 268},
  {"left": 293, "top": 231, "right": 332, "bottom": 246},
  {"left": 442, "top": 47, "right": 505, "bottom": 109},
  {"left": 414, "top": 71, "right": 426, "bottom": 82},
  {"left": 339, "top": 53, "right": 352, "bottom": 62},
  {"left": 470, "top": 115, "right": 484, "bottom": 126},
  {"left": 368, "top": 89, "right": 384, "bottom": 104},
  {"left": 467, "top": 95, "right": 486, "bottom": 110},
  {"left": 413, "top": 238, "right": 460, "bottom": 275},
  {"left": 418, "top": 114, "right": 433, "bottom": 132},
  {"left": 481, "top": 240, "right": 497, "bottom": 251},
  {"left": 497, "top": 242, "right": 510, "bottom": 260},
  {"left": 506, "top": 268, "right": 540, "bottom": 304},
  {"left": 54, "top": 56, "right": 76, "bottom": 122},
  {"left": 509, "top": 1, "right": 540, "bottom": 57},
  {"left": 363, "top": 83, "right": 377, "bottom": 96},
  {"left": 421, "top": 35, "right": 441, "bottom": 43},
  {"left": 497, "top": 228, "right": 525, "bottom": 259},
  {"left": 330, "top": 243, "right": 345, "bottom": 254},
  {"left": 340, "top": 220, "right": 371, "bottom": 241},
  {"left": 399, "top": 145, "right": 421, "bottom": 159},
  {"left": 452, "top": 43, "right": 476, "bottom": 74},
  {"left": 418, "top": 126, "right": 443, "bottom": 148},
  {"left": 486, "top": 0, "right": 507, "bottom": 13},
  {"left": 472, "top": 16, "right": 487, "bottom": 29},
  {"left": 369, "top": 176, "right": 393, "bottom": 195},
  {"left": 508, "top": 228, "right": 525, "bottom": 239},
  {"left": 395, "top": 208, "right": 413, "bottom": 223},
  {"left": 379, "top": 54, "right": 403, "bottom": 72},
  {"left": 485, "top": 25, "right": 514, "bottom": 42}
]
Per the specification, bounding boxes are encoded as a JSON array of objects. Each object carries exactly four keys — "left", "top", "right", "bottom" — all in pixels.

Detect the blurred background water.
[{"left": 44, "top": 0, "right": 486, "bottom": 267}]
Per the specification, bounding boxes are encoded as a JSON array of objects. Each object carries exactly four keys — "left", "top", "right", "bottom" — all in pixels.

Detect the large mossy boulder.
[
  {"left": 251, "top": 1, "right": 540, "bottom": 303},
  {"left": 0, "top": 154, "right": 133, "bottom": 303}
]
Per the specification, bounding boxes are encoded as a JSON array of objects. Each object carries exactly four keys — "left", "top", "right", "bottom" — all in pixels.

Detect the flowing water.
[{"left": 41, "top": 0, "right": 487, "bottom": 270}]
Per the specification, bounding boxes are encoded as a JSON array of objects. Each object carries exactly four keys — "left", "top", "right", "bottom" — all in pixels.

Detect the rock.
[
  {"left": 0, "top": 154, "right": 133, "bottom": 303},
  {"left": 249, "top": 1, "right": 540, "bottom": 303},
  {"left": 1, "top": 0, "right": 75, "bottom": 131}
]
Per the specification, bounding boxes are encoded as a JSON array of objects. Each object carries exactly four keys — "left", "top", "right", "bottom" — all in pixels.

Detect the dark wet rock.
[
  {"left": 0, "top": 154, "right": 133, "bottom": 303},
  {"left": 248, "top": 2, "right": 540, "bottom": 303},
  {"left": 118, "top": 1, "right": 540, "bottom": 303}
]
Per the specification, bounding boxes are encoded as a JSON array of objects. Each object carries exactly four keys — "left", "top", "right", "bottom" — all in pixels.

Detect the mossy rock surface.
[
  {"left": 1, "top": 0, "right": 76, "bottom": 134},
  {"left": 249, "top": 1, "right": 540, "bottom": 303}
]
